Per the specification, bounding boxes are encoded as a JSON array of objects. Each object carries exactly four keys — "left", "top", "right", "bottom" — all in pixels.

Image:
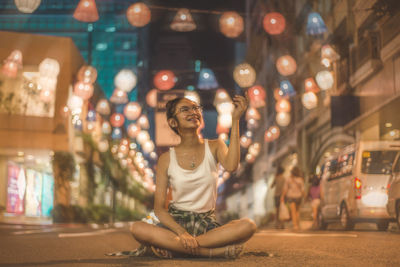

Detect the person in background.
[
  {"left": 271, "top": 166, "right": 286, "bottom": 229},
  {"left": 307, "top": 175, "right": 321, "bottom": 229},
  {"left": 281, "top": 166, "right": 305, "bottom": 230}
]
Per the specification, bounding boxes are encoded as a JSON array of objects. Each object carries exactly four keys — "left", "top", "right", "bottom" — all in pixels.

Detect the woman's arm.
[{"left": 217, "top": 95, "right": 248, "bottom": 172}]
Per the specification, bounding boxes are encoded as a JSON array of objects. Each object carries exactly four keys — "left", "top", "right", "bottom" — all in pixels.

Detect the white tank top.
[{"left": 168, "top": 139, "right": 218, "bottom": 213}]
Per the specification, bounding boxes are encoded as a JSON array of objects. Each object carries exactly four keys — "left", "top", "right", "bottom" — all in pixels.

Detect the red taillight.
[{"left": 354, "top": 177, "right": 362, "bottom": 199}]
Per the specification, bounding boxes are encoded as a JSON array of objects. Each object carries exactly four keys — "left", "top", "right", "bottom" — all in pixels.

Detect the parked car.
[
  {"left": 387, "top": 151, "right": 400, "bottom": 228},
  {"left": 318, "top": 141, "right": 400, "bottom": 231}
]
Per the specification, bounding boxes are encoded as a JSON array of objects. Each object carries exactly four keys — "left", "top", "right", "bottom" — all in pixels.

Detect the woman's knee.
[
  {"left": 239, "top": 218, "right": 257, "bottom": 236},
  {"left": 130, "top": 221, "right": 151, "bottom": 242}
]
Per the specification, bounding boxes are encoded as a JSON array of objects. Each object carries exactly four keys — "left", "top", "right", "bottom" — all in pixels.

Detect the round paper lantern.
[
  {"left": 248, "top": 142, "right": 261, "bottom": 157},
  {"left": 73, "top": 0, "right": 99, "bottom": 22},
  {"left": 136, "top": 130, "right": 150, "bottom": 144},
  {"left": 77, "top": 65, "right": 97, "bottom": 84},
  {"left": 74, "top": 81, "right": 93, "bottom": 100},
  {"left": 219, "top": 11, "right": 244, "bottom": 38},
  {"left": 154, "top": 70, "right": 176, "bottom": 90},
  {"left": 98, "top": 139, "right": 109, "bottom": 152},
  {"left": 315, "top": 70, "right": 334, "bottom": 90},
  {"left": 184, "top": 90, "right": 200, "bottom": 104},
  {"left": 280, "top": 80, "right": 296, "bottom": 97},
  {"left": 197, "top": 68, "right": 218, "bottom": 90},
  {"left": 114, "top": 69, "right": 137, "bottom": 92},
  {"left": 39, "top": 58, "right": 60, "bottom": 78},
  {"left": 39, "top": 88, "right": 54, "bottom": 103},
  {"left": 273, "top": 88, "right": 284, "bottom": 100},
  {"left": 102, "top": 121, "right": 112, "bottom": 135},
  {"left": 321, "top": 44, "right": 339, "bottom": 61},
  {"left": 86, "top": 109, "right": 96, "bottom": 122},
  {"left": 245, "top": 107, "right": 261, "bottom": 121},
  {"left": 126, "top": 2, "right": 151, "bottom": 27},
  {"left": 146, "top": 89, "right": 157, "bottom": 108},
  {"left": 269, "top": 126, "right": 280, "bottom": 140},
  {"left": 245, "top": 153, "right": 256, "bottom": 163},
  {"left": 138, "top": 115, "right": 149, "bottom": 129},
  {"left": 233, "top": 63, "right": 256, "bottom": 88},
  {"left": 240, "top": 135, "right": 252, "bottom": 148},
  {"left": 247, "top": 118, "right": 259, "bottom": 130},
  {"left": 170, "top": 8, "right": 196, "bottom": 32},
  {"left": 2, "top": 61, "right": 18, "bottom": 77},
  {"left": 214, "top": 88, "right": 231, "bottom": 106},
  {"left": 304, "top": 77, "right": 319, "bottom": 92},
  {"left": 216, "top": 123, "right": 230, "bottom": 134},
  {"left": 67, "top": 94, "right": 84, "bottom": 113},
  {"left": 142, "top": 140, "right": 155, "bottom": 154},
  {"left": 37, "top": 76, "right": 57, "bottom": 91},
  {"left": 306, "top": 12, "right": 327, "bottom": 35},
  {"left": 218, "top": 114, "right": 232, "bottom": 128},
  {"left": 111, "top": 127, "right": 122, "bottom": 140},
  {"left": 302, "top": 91, "right": 318, "bottom": 109},
  {"left": 96, "top": 99, "right": 111, "bottom": 116},
  {"left": 276, "top": 55, "right": 297, "bottom": 76},
  {"left": 124, "top": 102, "right": 141, "bottom": 121},
  {"left": 110, "top": 88, "right": 128, "bottom": 104},
  {"left": 14, "top": 0, "right": 41, "bottom": 13},
  {"left": 127, "top": 123, "right": 141, "bottom": 139},
  {"left": 248, "top": 85, "right": 266, "bottom": 108},
  {"left": 275, "top": 99, "right": 291, "bottom": 113},
  {"left": 264, "top": 130, "right": 273, "bottom": 142},
  {"left": 276, "top": 112, "right": 291, "bottom": 127},
  {"left": 263, "top": 12, "right": 285, "bottom": 35},
  {"left": 6, "top": 50, "right": 23, "bottom": 66},
  {"left": 216, "top": 102, "right": 234, "bottom": 114},
  {"left": 110, "top": 113, "right": 125, "bottom": 128}
]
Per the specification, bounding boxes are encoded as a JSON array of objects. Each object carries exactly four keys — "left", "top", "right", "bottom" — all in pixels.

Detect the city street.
[{"left": 1, "top": 222, "right": 399, "bottom": 267}]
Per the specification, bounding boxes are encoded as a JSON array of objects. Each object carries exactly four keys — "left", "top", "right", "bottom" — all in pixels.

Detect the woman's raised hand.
[
  {"left": 232, "top": 94, "right": 249, "bottom": 120},
  {"left": 178, "top": 231, "right": 199, "bottom": 255}
]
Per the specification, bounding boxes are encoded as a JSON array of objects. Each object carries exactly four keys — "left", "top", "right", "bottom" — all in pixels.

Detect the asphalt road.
[{"left": 0, "top": 222, "right": 399, "bottom": 267}]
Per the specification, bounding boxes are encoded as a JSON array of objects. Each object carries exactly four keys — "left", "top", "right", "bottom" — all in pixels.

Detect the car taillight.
[{"left": 354, "top": 177, "right": 362, "bottom": 199}]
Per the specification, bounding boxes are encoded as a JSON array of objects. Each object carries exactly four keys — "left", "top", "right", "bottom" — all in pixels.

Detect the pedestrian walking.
[
  {"left": 281, "top": 166, "right": 305, "bottom": 230},
  {"left": 271, "top": 165, "right": 286, "bottom": 229},
  {"left": 307, "top": 175, "right": 321, "bottom": 229},
  {"left": 130, "top": 95, "right": 256, "bottom": 259}
]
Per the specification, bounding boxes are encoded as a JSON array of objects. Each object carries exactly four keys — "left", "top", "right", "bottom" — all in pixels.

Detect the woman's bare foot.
[{"left": 209, "top": 244, "right": 244, "bottom": 259}]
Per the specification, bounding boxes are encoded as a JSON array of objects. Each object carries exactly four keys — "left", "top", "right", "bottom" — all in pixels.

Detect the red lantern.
[
  {"left": 74, "top": 81, "right": 94, "bottom": 100},
  {"left": 304, "top": 77, "right": 320, "bottom": 93},
  {"left": 77, "top": 65, "right": 97, "bottom": 84},
  {"left": 264, "top": 130, "right": 274, "bottom": 142},
  {"left": 110, "top": 113, "right": 125, "bottom": 128},
  {"left": 273, "top": 88, "right": 284, "bottom": 100},
  {"left": 276, "top": 55, "right": 297, "bottom": 76},
  {"left": 275, "top": 99, "right": 291, "bottom": 113},
  {"left": 127, "top": 123, "right": 141, "bottom": 139},
  {"left": 124, "top": 102, "right": 142, "bottom": 120},
  {"left": 146, "top": 89, "right": 158, "bottom": 108},
  {"left": 263, "top": 12, "right": 286, "bottom": 35},
  {"left": 248, "top": 85, "right": 266, "bottom": 107},
  {"left": 73, "top": 0, "right": 99, "bottom": 22},
  {"left": 216, "top": 123, "right": 230, "bottom": 134},
  {"left": 126, "top": 2, "right": 151, "bottom": 27},
  {"left": 219, "top": 11, "right": 244, "bottom": 38},
  {"left": 1, "top": 61, "right": 18, "bottom": 77},
  {"left": 154, "top": 70, "right": 176, "bottom": 90}
]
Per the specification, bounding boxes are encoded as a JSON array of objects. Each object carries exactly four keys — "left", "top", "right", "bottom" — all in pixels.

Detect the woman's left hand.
[{"left": 232, "top": 94, "right": 249, "bottom": 120}]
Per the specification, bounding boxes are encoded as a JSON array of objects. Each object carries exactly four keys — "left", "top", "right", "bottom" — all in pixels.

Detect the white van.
[{"left": 318, "top": 141, "right": 400, "bottom": 231}]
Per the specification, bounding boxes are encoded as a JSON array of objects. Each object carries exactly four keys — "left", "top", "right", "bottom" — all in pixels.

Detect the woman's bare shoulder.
[{"left": 157, "top": 150, "right": 170, "bottom": 168}]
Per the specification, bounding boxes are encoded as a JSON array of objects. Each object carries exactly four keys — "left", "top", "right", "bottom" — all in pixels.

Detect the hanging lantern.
[
  {"left": 6, "top": 50, "right": 23, "bottom": 66},
  {"left": 73, "top": 119, "right": 83, "bottom": 131},
  {"left": 39, "top": 88, "right": 54, "bottom": 103},
  {"left": 247, "top": 118, "right": 259, "bottom": 130},
  {"left": 216, "top": 102, "right": 234, "bottom": 114},
  {"left": 276, "top": 55, "right": 297, "bottom": 76},
  {"left": 86, "top": 109, "right": 96, "bottom": 122},
  {"left": 39, "top": 58, "right": 60, "bottom": 78},
  {"left": 142, "top": 140, "right": 155, "bottom": 154},
  {"left": 240, "top": 135, "right": 252, "bottom": 148},
  {"left": 114, "top": 69, "right": 137, "bottom": 93},
  {"left": 184, "top": 90, "right": 200, "bottom": 104},
  {"left": 306, "top": 12, "right": 327, "bottom": 35},
  {"left": 137, "top": 130, "right": 150, "bottom": 144},
  {"left": 245, "top": 107, "right": 261, "bottom": 121},
  {"left": 102, "top": 121, "right": 112, "bottom": 135},
  {"left": 264, "top": 130, "right": 274, "bottom": 142},
  {"left": 110, "top": 113, "right": 125, "bottom": 128},
  {"left": 2, "top": 61, "right": 19, "bottom": 78},
  {"left": 219, "top": 133, "right": 229, "bottom": 142},
  {"left": 67, "top": 94, "right": 84, "bottom": 114},
  {"left": 197, "top": 68, "right": 218, "bottom": 90},
  {"left": 127, "top": 123, "right": 141, "bottom": 139},
  {"left": 275, "top": 98, "right": 291, "bottom": 113},
  {"left": 248, "top": 85, "right": 266, "bottom": 108},
  {"left": 98, "top": 138, "right": 109, "bottom": 153},
  {"left": 219, "top": 11, "right": 244, "bottom": 38},
  {"left": 126, "top": 2, "right": 151, "bottom": 27},
  {"left": 269, "top": 126, "right": 280, "bottom": 140},
  {"left": 110, "top": 88, "right": 128, "bottom": 104},
  {"left": 302, "top": 92, "right": 318, "bottom": 110},
  {"left": 124, "top": 102, "right": 142, "bottom": 121},
  {"left": 95, "top": 99, "right": 111, "bottom": 116},
  {"left": 14, "top": 0, "right": 41, "bottom": 13},
  {"left": 273, "top": 87, "right": 284, "bottom": 100},
  {"left": 170, "top": 8, "right": 196, "bottom": 32},
  {"left": 263, "top": 12, "right": 285, "bottom": 35},
  {"left": 154, "top": 70, "right": 176, "bottom": 90},
  {"left": 74, "top": 81, "right": 93, "bottom": 100},
  {"left": 216, "top": 123, "right": 230, "bottom": 134},
  {"left": 146, "top": 89, "right": 158, "bottom": 108},
  {"left": 111, "top": 127, "right": 123, "bottom": 140},
  {"left": 315, "top": 70, "right": 334, "bottom": 90},
  {"left": 218, "top": 114, "right": 232, "bottom": 128},
  {"left": 248, "top": 142, "right": 261, "bottom": 157},
  {"left": 245, "top": 153, "right": 256, "bottom": 163},
  {"left": 276, "top": 112, "right": 291, "bottom": 127},
  {"left": 233, "top": 63, "right": 256, "bottom": 88},
  {"left": 37, "top": 76, "right": 57, "bottom": 91},
  {"left": 138, "top": 114, "right": 150, "bottom": 129},
  {"left": 321, "top": 44, "right": 339, "bottom": 61},
  {"left": 73, "top": 0, "right": 99, "bottom": 23},
  {"left": 280, "top": 80, "right": 296, "bottom": 97},
  {"left": 304, "top": 77, "right": 319, "bottom": 93},
  {"left": 214, "top": 88, "right": 231, "bottom": 106},
  {"left": 77, "top": 65, "right": 97, "bottom": 84}
]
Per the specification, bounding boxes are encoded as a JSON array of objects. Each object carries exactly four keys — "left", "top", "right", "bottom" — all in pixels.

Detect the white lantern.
[
  {"left": 138, "top": 115, "right": 150, "bottom": 129},
  {"left": 137, "top": 130, "right": 150, "bottom": 144},
  {"left": 127, "top": 123, "right": 141, "bottom": 138},
  {"left": 38, "top": 76, "right": 57, "bottom": 91},
  {"left": 67, "top": 94, "right": 84, "bottom": 114},
  {"left": 96, "top": 99, "right": 111, "bottom": 116},
  {"left": 102, "top": 121, "right": 112, "bottom": 135},
  {"left": 248, "top": 142, "right": 261, "bottom": 157},
  {"left": 124, "top": 102, "right": 142, "bottom": 120},
  {"left": 98, "top": 139, "right": 109, "bottom": 152},
  {"left": 39, "top": 88, "right": 54, "bottom": 103},
  {"left": 14, "top": 0, "right": 41, "bottom": 13},
  {"left": 276, "top": 112, "right": 291, "bottom": 127},
  {"left": 315, "top": 70, "right": 334, "bottom": 90},
  {"left": 216, "top": 102, "right": 234, "bottom": 114},
  {"left": 142, "top": 140, "right": 155, "bottom": 154},
  {"left": 114, "top": 69, "right": 137, "bottom": 92},
  {"left": 302, "top": 91, "right": 318, "bottom": 109},
  {"left": 245, "top": 107, "right": 261, "bottom": 121},
  {"left": 39, "top": 58, "right": 60, "bottom": 78},
  {"left": 184, "top": 90, "right": 201, "bottom": 104},
  {"left": 218, "top": 113, "right": 232, "bottom": 128},
  {"left": 233, "top": 63, "right": 256, "bottom": 88}
]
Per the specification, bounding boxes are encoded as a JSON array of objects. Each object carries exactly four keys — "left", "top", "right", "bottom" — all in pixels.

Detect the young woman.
[
  {"left": 271, "top": 166, "right": 286, "bottom": 229},
  {"left": 281, "top": 166, "right": 305, "bottom": 230},
  {"left": 130, "top": 96, "right": 256, "bottom": 259}
]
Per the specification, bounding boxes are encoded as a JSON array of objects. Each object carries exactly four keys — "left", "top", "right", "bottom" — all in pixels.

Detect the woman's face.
[{"left": 172, "top": 98, "right": 203, "bottom": 131}]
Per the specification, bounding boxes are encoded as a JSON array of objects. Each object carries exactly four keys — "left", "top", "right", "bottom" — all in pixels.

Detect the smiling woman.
[{"left": 130, "top": 96, "right": 256, "bottom": 259}]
